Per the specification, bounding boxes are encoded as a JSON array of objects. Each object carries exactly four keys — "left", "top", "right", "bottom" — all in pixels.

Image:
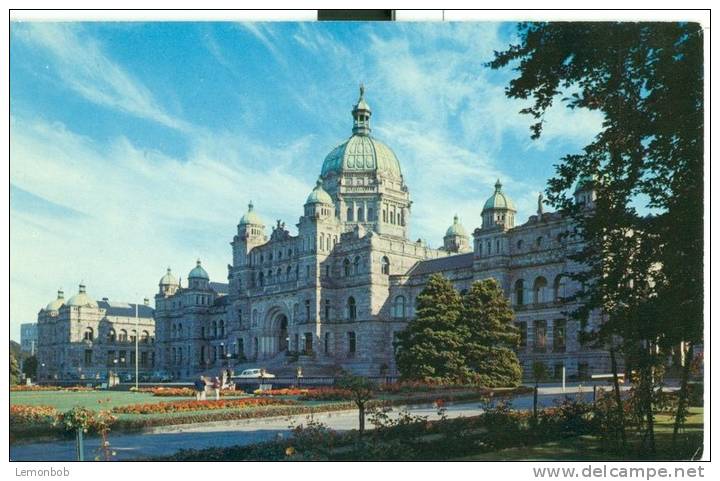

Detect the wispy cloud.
[{"left": 12, "top": 23, "right": 192, "bottom": 132}]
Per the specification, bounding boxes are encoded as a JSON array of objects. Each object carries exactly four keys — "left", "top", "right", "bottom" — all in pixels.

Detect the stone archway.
[
  {"left": 260, "top": 307, "right": 290, "bottom": 357},
  {"left": 277, "top": 314, "right": 289, "bottom": 352}
]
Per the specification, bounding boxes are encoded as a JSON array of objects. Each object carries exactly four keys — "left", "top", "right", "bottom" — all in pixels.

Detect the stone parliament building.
[{"left": 37, "top": 87, "right": 607, "bottom": 382}]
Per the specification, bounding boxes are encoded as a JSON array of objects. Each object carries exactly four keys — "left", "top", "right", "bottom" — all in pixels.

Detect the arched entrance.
[{"left": 277, "top": 314, "right": 289, "bottom": 352}]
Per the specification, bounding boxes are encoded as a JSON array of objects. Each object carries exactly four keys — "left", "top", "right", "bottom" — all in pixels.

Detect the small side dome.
[
  {"left": 159, "top": 267, "right": 178, "bottom": 286},
  {"left": 45, "top": 289, "right": 65, "bottom": 311},
  {"left": 239, "top": 201, "right": 264, "bottom": 226},
  {"left": 66, "top": 284, "right": 98, "bottom": 308},
  {"left": 574, "top": 174, "right": 596, "bottom": 192},
  {"left": 306, "top": 179, "right": 333, "bottom": 205},
  {"left": 482, "top": 179, "right": 517, "bottom": 212},
  {"left": 445, "top": 215, "right": 468, "bottom": 237},
  {"left": 188, "top": 259, "right": 209, "bottom": 280}
]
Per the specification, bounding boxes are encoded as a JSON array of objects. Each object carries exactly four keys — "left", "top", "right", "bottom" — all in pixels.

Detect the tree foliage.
[
  {"left": 395, "top": 274, "right": 521, "bottom": 386},
  {"left": 490, "top": 21, "right": 703, "bottom": 456}
]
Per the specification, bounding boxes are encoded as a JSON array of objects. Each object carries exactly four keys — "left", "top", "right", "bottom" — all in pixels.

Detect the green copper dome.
[
  {"left": 188, "top": 259, "right": 209, "bottom": 280},
  {"left": 159, "top": 267, "right": 178, "bottom": 286},
  {"left": 321, "top": 135, "right": 402, "bottom": 178},
  {"left": 482, "top": 179, "right": 516, "bottom": 212},
  {"left": 67, "top": 284, "right": 98, "bottom": 308},
  {"left": 306, "top": 179, "right": 333, "bottom": 205},
  {"left": 239, "top": 201, "right": 264, "bottom": 226},
  {"left": 574, "top": 174, "right": 596, "bottom": 192},
  {"left": 45, "top": 289, "right": 65, "bottom": 311},
  {"left": 321, "top": 86, "right": 402, "bottom": 179},
  {"left": 445, "top": 215, "right": 468, "bottom": 237}
]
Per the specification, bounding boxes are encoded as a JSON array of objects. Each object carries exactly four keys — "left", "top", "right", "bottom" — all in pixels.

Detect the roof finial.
[
  {"left": 196, "top": 259, "right": 202, "bottom": 267},
  {"left": 359, "top": 83, "right": 365, "bottom": 99},
  {"left": 453, "top": 214, "right": 459, "bottom": 223},
  {"left": 248, "top": 201, "right": 254, "bottom": 211},
  {"left": 537, "top": 193, "right": 544, "bottom": 216},
  {"left": 167, "top": 267, "right": 172, "bottom": 274},
  {"left": 495, "top": 179, "right": 502, "bottom": 192}
]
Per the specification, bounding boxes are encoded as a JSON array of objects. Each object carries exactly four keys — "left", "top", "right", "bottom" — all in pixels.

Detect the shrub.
[{"left": 254, "top": 388, "right": 309, "bottom": 396}]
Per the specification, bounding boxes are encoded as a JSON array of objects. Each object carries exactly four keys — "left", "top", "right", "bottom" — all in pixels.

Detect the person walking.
[
  {"left": 212, "top": 376, "right": 221, "bottom": 401},
  {"left": 194, "top": 376, "right": 206, "bottom": 401}
]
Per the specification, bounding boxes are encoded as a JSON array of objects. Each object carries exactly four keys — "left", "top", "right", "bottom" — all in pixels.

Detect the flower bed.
[
  {"left": 254, "top": 388, "right": 309, "bottom": 396},
  {"left": 111, "top": 397, "right": 294, "bottom": 415},
  {"left": 10, "top": 405, "right": 60, "bottom": 424},
  {"left": 10, "top": 385, "right": 97, "bottom": 392},
  {"left": 136, "top": 387, "right": 240, "bottom": 397},
  {"left": 298, "top": 388, "right": 354, "bottom": 401}
]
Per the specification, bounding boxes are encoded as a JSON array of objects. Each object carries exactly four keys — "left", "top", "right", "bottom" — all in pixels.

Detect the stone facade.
[
  {"left": 20, "top": 322, "right": 37, "bottom": 355},
  {"left": 152, "top": 87, "right": 609, "bottom": 381},
  {"left": 36, "top": 286, "right": 156, "bottom": 381}
]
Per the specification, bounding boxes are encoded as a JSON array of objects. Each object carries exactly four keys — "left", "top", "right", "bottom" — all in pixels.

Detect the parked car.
[{"left": 234, "top": 368, "right": 275, "bottom": 379}]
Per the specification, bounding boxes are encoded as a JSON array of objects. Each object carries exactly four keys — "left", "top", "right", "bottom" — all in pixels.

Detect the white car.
[{"left": 235, "top": 369, "right": 275, "bottom": 379}]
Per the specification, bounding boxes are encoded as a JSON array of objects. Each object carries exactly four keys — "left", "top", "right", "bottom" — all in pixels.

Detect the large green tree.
[
  {"left": 394, "top": 273, "right": 468, "bottom": 381},
  {"left": 10, "top": 352, "right": 21, "bottom": 385},
  {"left": 460, "top": 279, "right": 522, "bottom": 387},
  {"left": 490, "top": 21, "right": 703, "bottom": 455}
]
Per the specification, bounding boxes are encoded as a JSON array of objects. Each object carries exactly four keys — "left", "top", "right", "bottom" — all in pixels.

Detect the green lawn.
[
  {"left": 459, "top": 407, "right": 704, "bottom": 461},
  {"left": 10, "top": 390, "right": 192, "bottom": 411}
]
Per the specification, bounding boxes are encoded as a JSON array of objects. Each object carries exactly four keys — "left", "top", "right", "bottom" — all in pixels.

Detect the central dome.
[
  {"left": 321, "top": 135, "right": 402, "bottom": 178},
  {"left": 321, "top": 85, "right": 402, "bottom": 180}
]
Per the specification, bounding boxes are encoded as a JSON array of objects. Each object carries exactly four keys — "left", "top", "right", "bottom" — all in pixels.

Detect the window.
[
  {"left": 514, "top": 279, "right": 525, "bottom": 306},
  {"left": 358, "top": 207, "right": 364, "bottom": 222},
  {"left": 347, "top": 331, "right": 356, "bottom": 354},
  {"left": 324, "top": 332, "right": 331, "bottom": 354},
  {"left": 219, "top": 320, "right": 225, "bottom": 338},
  {"left": 107, "top": 350, "right": 115, "bottom": 367},
  {"left": 381, "top": 256, "right": 390, "bottom": 275},
  {"left": 119, "top": 330, "right": 128, "bottom": 342},
  {"left": 347, "top": 207, "right": 353, "bottom": 221},
  {"left": 306, "top": 265, "right": 311, "bottom": 278},
  {"left": 393, "top": 295, "right": 406, "bottom": 319},
  {"left": 325, "top": 300, "right": 331, "bottom": 320},
  {"left": 83, "top": 327, "right": 93, "bottom": 342},
  {"left": 252, "top": 310, "right": 259, "bottom": 328},
  {"left": 353, "top": 256, "right": 360, "bottom": 275},
  {"left": 517, "top": 321, "right": 527, "bottom": 349},
  {"left": 212, "top": 321, "right": 218, "bottom": 338},
  {"left": 287, "top": 265, "right": 292, "bottom": 279},
  {"left": 259, "top": 272, "right": 264, "bottom": 286},
  {"left": 553, "top": 275, "right": 565, "bottom": 302},
  {"left": 107, "top": 329, "right": 116, "bottom": 343},
  {"left": 343, "top": 258, "right": 351, "bottom": 276},
  {"left": 141, "top": 331, "right": 150, "bottom": 343},
  {"left": 84, "top": 349, "right": 93, "bottom": 366},
  {"left": 368, "top": 208, "right": 374, "bottom": 221},
  {"left": 534, "top": 320, "right": 547, "bottom": 352},
  {"left": 536, "top": 236, "right": 543, "bottom": 248},
  {"left": 516, "top": 239, "right": 524, "bottom": 250},
  {"left": 325, "top": 265, "right": 330, "bottom": 277},
  {"left": 177, "top": 324, "right": 182, "bottom": 339},
  {"left": 553, "top": 320, "right": 566, "bottom": 353},
  {"left": 533, "top": 277, "right": 548, "bottom": 304},
  {"left": 305, "top": 300, "right": 311, "bottom": 321},
  {"left": 347, "top": 297, "right": 357, "bottom": 320}
]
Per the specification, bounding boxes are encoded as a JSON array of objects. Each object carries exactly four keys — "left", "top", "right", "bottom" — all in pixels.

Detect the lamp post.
[
  {"left": 135, "top": 302, "right": 139, "bottom": 390},
  {"left": 40, "top": 363, "right": 46, "bottom": 382}
]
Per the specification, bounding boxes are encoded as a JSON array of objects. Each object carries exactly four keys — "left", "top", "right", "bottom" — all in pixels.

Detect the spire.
[
  {"left": 495, "top": 179, "right": 502, "bottom": 192},
  {"left": 352, "top": 83, "right": 372, "bottom": 136}
]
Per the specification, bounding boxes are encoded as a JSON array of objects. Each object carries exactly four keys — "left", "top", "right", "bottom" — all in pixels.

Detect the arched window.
[
  {"left": 324, "top": 299, "right": 331, "bottom": 320},
  {"left": 293, "top": 303, "right": 299, "bottom": 324},
  {"left": 343, "top": 258, "right": 351, "bottom": 277},
  {"left": 353, "top": 256, "right": 360, "bottom": 275},
  {"left": 108, "top": 328, "right": 116, "bottom": 343},
  {"left": 368, "top": 208, "right": 374, "bottom": 221},
  {"left": 176, "top": 325, "right": 182, "bottom": 339},
  {"left": 286, "top": 265, "right": 292, "bottom": 279},
  {"left": 347, "top": 207, "right": 354, "bottom": 221},
  {"left": 324, "top": 332, "right": 331, "bottom": 354},
  {"left": 514, "top": 279, "right": 525, "bottom": 306},
  {"left": 219, "top": 320, "right": 225, "bottom": 338},
  {"left": 252, "top": 310, "right": 258, "bottom": 328},
  {"left": 393, "top": 295, "right": 406, "bottom": 319},
  {"left": 536, "top": 236, "right": 543, "bottom": 248},
  {"left": 347, "top": 331, "right": 356, "bottom": 354},
  {"left": 259, "top": 272, "right": 264, "bottom": 286},
  {"left": 516, "top": 239, "right": 524, "bottom": 250},
  {"left": 119, "top": 329, "right": 128, "bottom": 342},
  {"left": 141, "top": 331, "right": 150, "bottom": 343},
  {"left": 276, "top": 267, "right": 282, "bottom": 279},
  {"left": 83, "top": 327, "right": 94, "bottom": 341},
  {"left": 381, "top": 256, "right": 390, "bottom": 275},
  {"left": 212, "top": 321, "right": 218, "bottom": 338},
  {"left": 553, "top": 275, "right": 566, "bottom": 302},
  {"left": 347, "top": 297, "right": 357, "bottom": 320},
  {"left": 305, "top": 299, "right": 311, "bottom": 321},
  {"left": 357, "top": 207, "right": 364, "bottom": 222},
  {"left": 319, "top": 233, "right": 324, "bottom": 251},
  {"left": 533, "top": 277, "right": 548, "bottom": 304}
]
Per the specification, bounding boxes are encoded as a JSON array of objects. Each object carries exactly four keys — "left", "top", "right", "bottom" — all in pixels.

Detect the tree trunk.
[
  {"left": 610, "top": 348, "right": 627, "bottom": 450},
  {"left": 673, "top": 341, "right": 693, "bottom": 447},
  {"left": 358, "top": 403, "right": 365, "bottom": 435},
  {"left": 640, "top": 358, "right": 656, "bottom": 456}
]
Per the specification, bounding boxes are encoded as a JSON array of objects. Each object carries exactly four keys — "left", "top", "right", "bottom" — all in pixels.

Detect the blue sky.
[{"left": 9, "top": 21, "right": 603, "bottom": 341}]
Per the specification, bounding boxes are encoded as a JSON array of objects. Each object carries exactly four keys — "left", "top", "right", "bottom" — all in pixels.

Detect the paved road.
[{"left": 9, "top": 385, "right": 608, "bottom": 461}]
